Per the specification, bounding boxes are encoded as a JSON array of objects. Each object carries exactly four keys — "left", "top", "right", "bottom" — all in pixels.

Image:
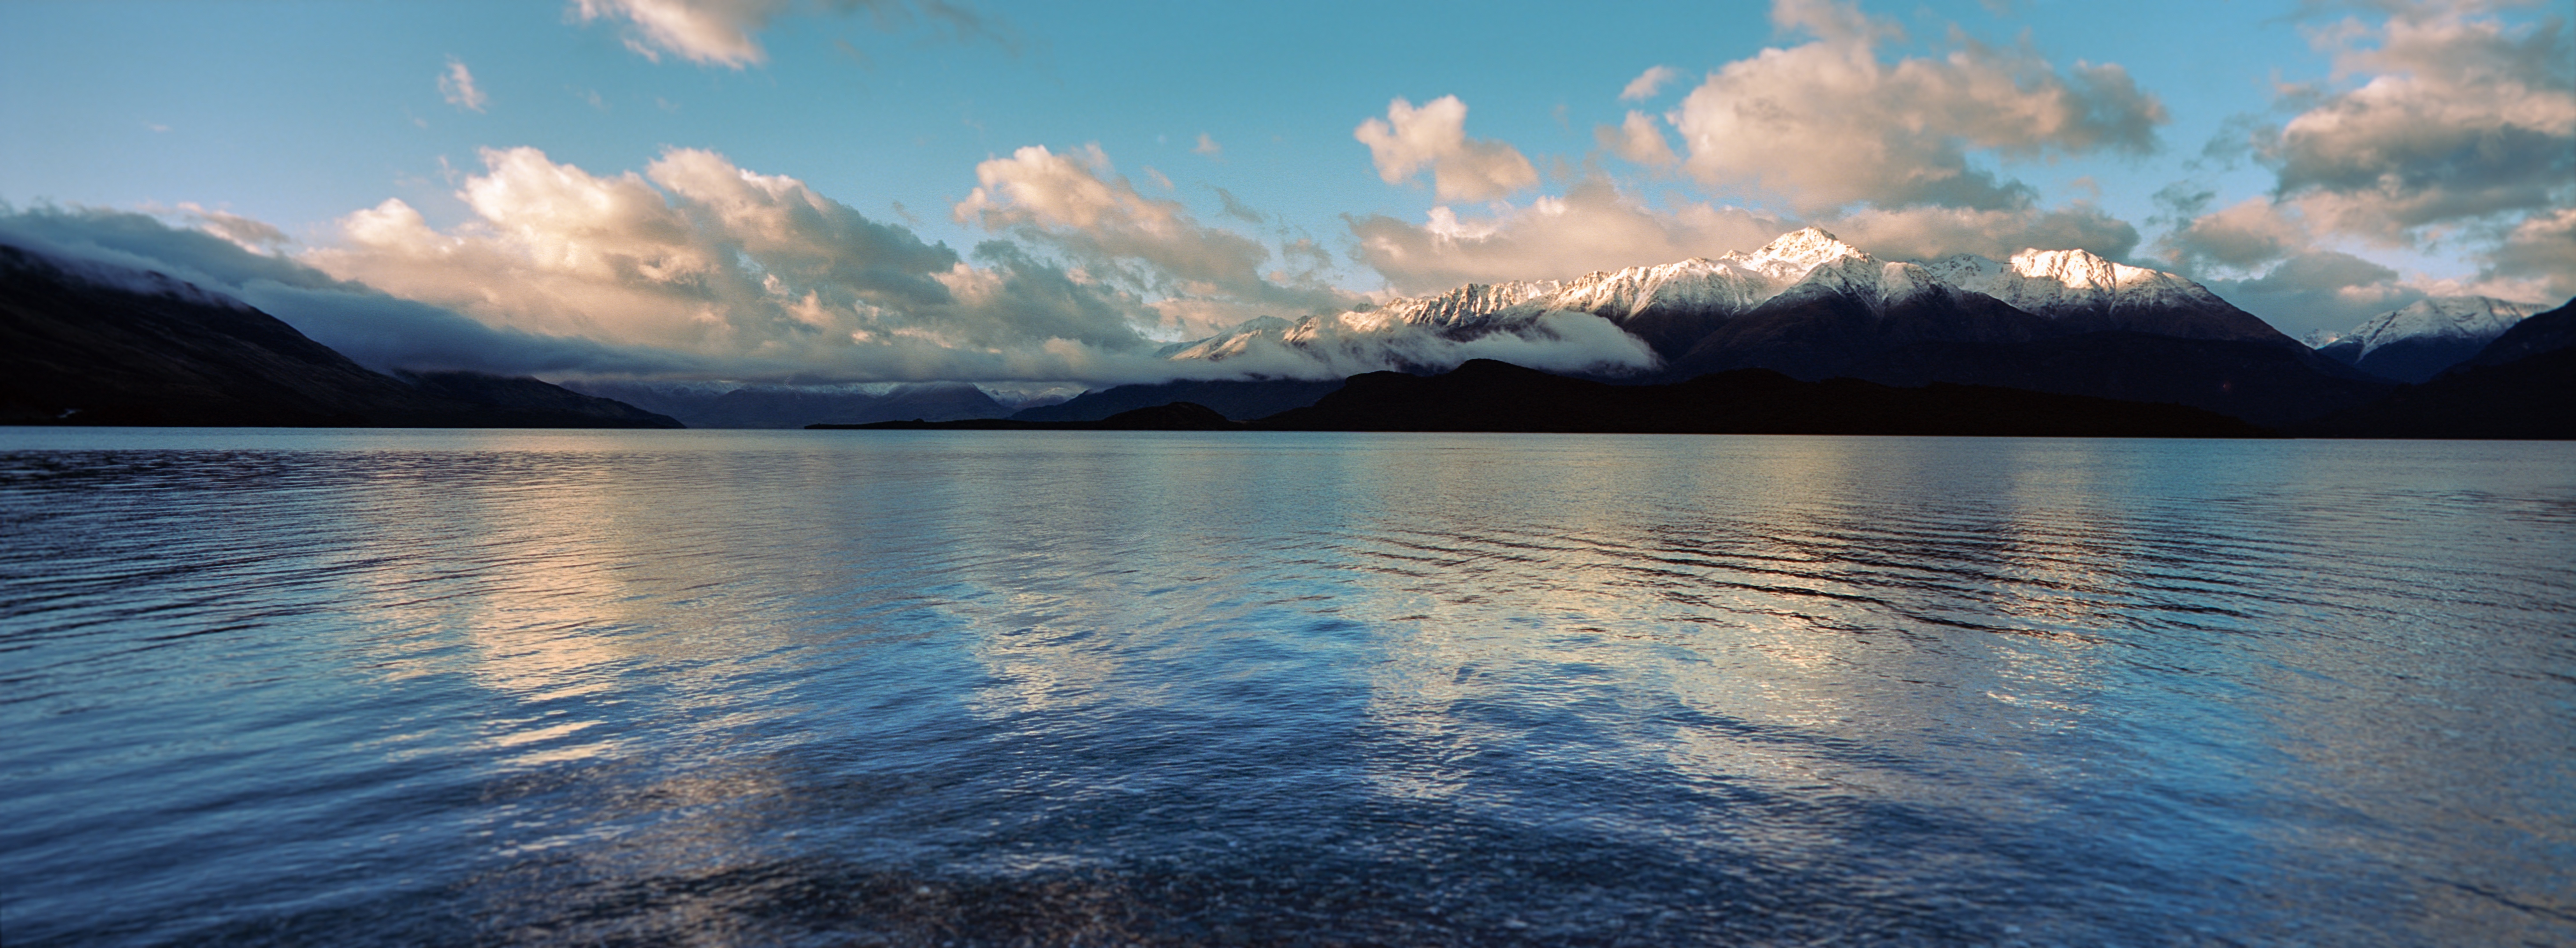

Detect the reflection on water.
[{"left": 2, "top": 429, "right": 2570, "bottom": 946}]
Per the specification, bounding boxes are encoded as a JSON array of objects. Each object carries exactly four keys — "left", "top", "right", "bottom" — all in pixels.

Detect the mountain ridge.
[{"left": 0, "top": 243, "right": 680, "bottom": 428}]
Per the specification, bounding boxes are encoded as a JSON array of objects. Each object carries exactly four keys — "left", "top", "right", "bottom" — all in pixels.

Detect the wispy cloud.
[
  {"left": 1619, "top": 65, "right": 1677, "bottom": 102},
  {"left": 438, "top": 58, "right": 487, "bottom": 112},
  {"left": 573, "top": 0, "right": 1015, "bottom": 69}
]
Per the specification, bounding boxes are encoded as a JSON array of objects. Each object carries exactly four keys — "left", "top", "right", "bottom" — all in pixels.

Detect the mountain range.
[
  {"left": 2304, "top": 297, "right": 2543, "bottom": 383},
  {"left": 4, "top": 226, "right": 2566, "bottom": 437},
  {"left": 0, "top": 244, "right": 678, "bottom": 427}
]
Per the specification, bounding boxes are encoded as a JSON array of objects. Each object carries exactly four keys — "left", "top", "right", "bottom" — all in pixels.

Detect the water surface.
[{"left": 3, "top": 429, "right": 2570, "bottom": 945}]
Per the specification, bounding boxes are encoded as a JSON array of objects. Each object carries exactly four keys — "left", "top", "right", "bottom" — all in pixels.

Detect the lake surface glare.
[{"left": 2, "top": 429, "right": 2570, "bottom": 946}]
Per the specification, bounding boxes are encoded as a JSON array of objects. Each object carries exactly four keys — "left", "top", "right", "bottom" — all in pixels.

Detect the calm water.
[{"left": 2, "top": 429, "right": 2570, "bottom": 946}]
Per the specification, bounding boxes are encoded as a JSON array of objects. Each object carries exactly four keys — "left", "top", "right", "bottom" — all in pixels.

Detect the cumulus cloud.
[
  {"left": 1831, "top": 203, "right": 2141, "bottom": 262},
  {"left": 2153, "top": 2, "right": 2572, "bottom": 331},
  {"left": 289, "top": 146, "right": 1222, "bottom": 382},
  {"left": 439, "top": 58, "right": 487, "bottom": 112},
  {"left": 2267, "top": 3, "right": 2574, "bottom": 239},
  {"left": 953, "top": 144, "right": 1356, "bottom": 336},
  {"left": 1354, "top": 96, "right": 1541, "bottom": 202},
  {"left": 2478, "top": 205, "right": 2576, "bottom": 303},
  {"left": 2199, "top": 250, "right": 2421, "bottom": 339},
  {"left": 1620, "top": 65, "right": 1678, "bottom": 102},
  {"left": 1595, "top": 111, "right": 1678, "bottom": 167},
  {"left": 0, "top": 204, "right": 678, "bottom": 376},
  {"left": 2160, "top": 196, "right": 2311, "bottom": 271},
  {"left": 575, "top": 0, "right": 783, "bottom": 67},
  {"left": 1344, "top": 177, "right": 2143, "bottom": 294},
  {"left": 1668, "top": 0, "right": 2165, "bottom": 213},
  {"left": 1193, "top": 133, "right": 1222, "bottom": 158},
  {"left": 1346, "top": 177, "right": 1787, "bottom": 293}
]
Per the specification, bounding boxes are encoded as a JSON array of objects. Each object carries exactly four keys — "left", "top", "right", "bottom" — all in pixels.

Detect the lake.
[{"left": 2, "top": 429, "right": 2570, "bottom": 945}]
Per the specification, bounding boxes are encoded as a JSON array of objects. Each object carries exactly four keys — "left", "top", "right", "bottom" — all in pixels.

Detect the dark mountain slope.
[
  {"left": 0, "top": 245, "right": 678, "bottom": 427},
  {"left": 2455, "top": 298, "right": 2576, "bottom": 370},
  {"left": 1657, "top": 284, "right": 2057, "bottom": 381},
  {"left": 565, "top": 380, "right": 1008, "bottom": 428},
  {"left": 2313, "top": 335, "right": 2494, "bottom": 384},
  {"left": 1844, "top": 331, "right": 2393, "bottom": 428},
  {"left": 1012, "top": 377, "right": 1347, "bottom": 422},
  {"left": 2298, "top": 299, "right": 2576, "bottom": 439}
]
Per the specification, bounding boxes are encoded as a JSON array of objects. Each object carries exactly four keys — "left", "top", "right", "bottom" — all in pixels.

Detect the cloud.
[
  {"left": 1595, "top": 111, "right": 1677, "bottom": 167},
  {"left": 1193, "top": 133, "right": 1222, "bottom": 158},
  {"left": 1346, "top": 177, "right": 1787, "bottom": 294},
  {"left": 1171, "top": 309, "right": 1662, "bottom": 381},
  {"left": 1620, "top": 65, "right": 1678, "bottom": 102},
  {"left": 2148, "top": 3, "right": 2574, "bottom": 332},
  {"left": 2198, "top": 250, "right": 2420, "bottom": 339},
  {"left": 1345, "top": 173, "right": 2138, "bottom": 294},
  {"left": 1353, "top": 96, "right": 1541, "bottom": 202},
  {"left": 2266, "top": 4, "right": 2574, "bottom": 238},
  {"left": 0, "top": 203, "right": 677, "bottom": 376},
  {"left": 1831, "top": 203, "right": 2141, "bottom": 262},
  {"left": 2478, "top": 205, "right": 2576, "bottom": 303},
  {"left": 575, "top": 0, "right": 1014, "bottom": 69},
  {"left": 1668, "top": 0, "right": 2166, "bottom": 213},
  {"left": 294, "top": 146, "right": 1215, "bottom": 382},
  {"left": 438, "top": 58, "right": 487, "bottom": 112},
  {"left": 952, "top": 144, "right": 1357, "bottom": 336},
  {"left": 575, "top": 0, "right": 783, "bottom": 67},
  {"left": 2159, "top": 196, "right": 2311, "bottom": 271}
]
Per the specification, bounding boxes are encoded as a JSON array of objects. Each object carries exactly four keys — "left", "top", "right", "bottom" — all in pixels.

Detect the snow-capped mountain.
[
  {"left": 2311, "top": 296, "right": 2541, "bottom": 383},
  {"left": 1918, "top": 249, "right": 2286, "bottom": 343},
  {"left": 1166, "top": 227, "right": 2285, "bottom": 380}
]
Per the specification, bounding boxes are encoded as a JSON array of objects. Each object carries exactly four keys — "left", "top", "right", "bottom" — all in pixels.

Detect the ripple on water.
[{"left": 1, "top": 429, "right": 2570, "bottom": 946}]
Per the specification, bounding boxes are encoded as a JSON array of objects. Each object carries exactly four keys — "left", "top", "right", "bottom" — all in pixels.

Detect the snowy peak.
[
  {"left": 2331, "top": 296, "right": 2538, "bottom": 358},
  {"left": 1361, "top": 279, "right": 1558, "bottom": 331},
  {"left": 1771, "top": 255, "right": 1946, "bottom": 310},
  {"left": 1728, "top": 226, "right": 1871, "bottom": 282},
  {"left": 1922, "top": 247, "right": 2219, "bottom": 316},
  {"left": 1543, "top": 257, "right": 1773, "bottom": 317},
  {"left": 1151, "top": 226, "right": 2299, "bottom": 379}
]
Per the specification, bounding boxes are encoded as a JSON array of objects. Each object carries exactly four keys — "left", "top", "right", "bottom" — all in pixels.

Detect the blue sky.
[{"left": 2, "top": 0, "right": 2567, "bottom": 384}]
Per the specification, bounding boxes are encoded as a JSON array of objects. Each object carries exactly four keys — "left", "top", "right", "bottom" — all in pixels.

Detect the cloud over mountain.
[
  {"left": 1668, "top": 0, "right": 2165, "bottom": 213},
  {"left": 952, "top": 144, "right": 1356, "bottom": 336},
  {"left": 300, "top": 147, "right": 1192, "bottom": 381},
  {"left": 2167, "top": 1, "right": 2573, "bottom": 313}
]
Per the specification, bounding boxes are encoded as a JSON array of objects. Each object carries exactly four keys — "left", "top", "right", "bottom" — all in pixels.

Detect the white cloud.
[
  {"left": 2266, "top": 4, "right": 2574, "bottom": 238},
  {"left": 298, "top": 146, "right": 1201, "bottom": 382},
  {"left": 1668, "top": 0, "right": 2164, "bottom": 213},
  {"left": 1620, "top": 65, "right": 1678, "bottom": 102},
  {"left": 574, "top": 0, "right": 783, "bottom": 67},
  {"left": 2479, "top": 205, "right": 2576, "bottom": 303},
  {"left": 1830, "top": 203, "right": 2141, "bottom": 262},
  {"left": 1595, "top": 111, "right": 1677, "bottom": 167},
  {"left": 1346, "top": 177, "right": 1787, "bottom": 294},
  {"left": 953, "top": 144, "right": 1355, "bottom": 336},
  {"left": 438, "top": 58, "right": 487, "bottom": 112},
  {"left": 1344, "top": 173, "right": 2139, "bottom": 294},
  {"left": 2154, "top": 2, "right": 2575, "bottom": 330},
  {"left": 1193, "top": 133, "right": 1222, "bottom": 158},
  {"left": 1353, "top": 96, "right": 1541, "bottom": 202},
  {"left": 574, "top": 0, "right": 1015, "bottom": 69},
  {"left": 2159, "top": 196, "right": 2311, "bottom": 272}
]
